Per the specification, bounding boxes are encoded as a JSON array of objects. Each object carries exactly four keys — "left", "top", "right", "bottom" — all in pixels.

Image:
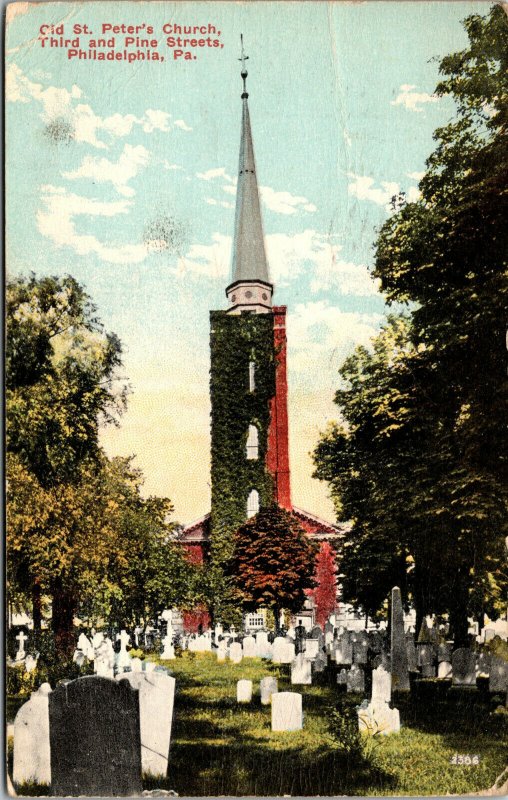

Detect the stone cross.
[{"left": 16, "top": 631, "right": 28, "bottom": 659}]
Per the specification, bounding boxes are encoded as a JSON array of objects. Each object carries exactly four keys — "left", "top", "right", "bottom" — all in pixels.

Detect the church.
[{"left": 179, "top": 45, "right": 346, "bottom": 628}]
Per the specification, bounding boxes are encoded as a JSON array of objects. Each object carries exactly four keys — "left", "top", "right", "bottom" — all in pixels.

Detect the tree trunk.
[
  {"left": 32, "top": 579, "right": 42, "bottom": 645},
  {"left": 449, "top": 602, "right": 469, "bottom": 649},
  {"left": 52, "top": 585, "right": 77, "bottom": 659}
]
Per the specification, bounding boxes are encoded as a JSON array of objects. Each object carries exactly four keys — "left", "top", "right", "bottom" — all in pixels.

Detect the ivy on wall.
[{"left": 209, "top": 310, "right": 276, "bottom": 622}]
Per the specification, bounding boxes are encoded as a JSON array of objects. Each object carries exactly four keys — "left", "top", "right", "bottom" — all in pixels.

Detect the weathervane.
[{"left": 239, "top": 33, "right": 249, "bottom": 98}]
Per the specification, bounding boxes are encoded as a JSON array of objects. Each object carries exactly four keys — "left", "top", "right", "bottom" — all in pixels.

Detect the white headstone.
[
  {"left": 272, "top": 637, "right": 286, "bottom": 664},
  {"left": 371, "top": 665, "right": 391, "bottom": 704},
  {"left": 160, "top": 635, "right": 175, "bottom": 660},
  {"left": 291, "top": 653, "right": 312, "bottom": 685},
  {"left": 357, "top": 698, "right": 400, "bottom": 736},
  {"left": 118, "top": 671, "right": 175, "bottom": 778},
  {"left": 304, "top": 639, "right": 319, "bottom": 660},
  {"left": 237, "top": 679, "right": 253, "bottom": 703},
  {"left": 230, "top": 642, "right": 243, "bottom": 664},
  {"left": 130, "top": 657, "right": 143, "bottom": 673},
  {"left": 242, "top": 636, "right": 257, "bottom": 658},
  {"left": 144, "top": 661, "right": 156, "bottom": 674},
  {"left": 255, "top": 631, "right": 271, "bottom": 658},
  {"left": 280, "top": 641, "right": 295, "bottom": 664},
  {"left": 13, "top": 683, "right": 52, "bottom": 786},
  {"left": 77, "top": 633, "right": 94, "bottom": 660},
  {"left": 25, "top": 654, "right": 39, "bottom": 673},
  {"left": 438, "top": 661, "right": 452, "bottom": 679},
  {"left": 260, "top": 676, "right": 278, "bottom": 705},
  {"left": 116, "top": 629, "right": 131, "bottom": 669},
  {"left": 271, "top": 692, "right": 303, "bottom": 731},
  {"left": 217, "top": 642, "right": 227, "bottom": 662}
]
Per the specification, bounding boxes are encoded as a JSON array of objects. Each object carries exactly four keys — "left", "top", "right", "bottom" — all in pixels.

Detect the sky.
[{"left": 5, "top": 0, "right": 494, "bottom": 525}]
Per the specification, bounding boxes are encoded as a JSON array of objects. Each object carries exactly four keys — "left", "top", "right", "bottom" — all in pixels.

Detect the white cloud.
[
  {"left": 177, "top": 233, "right": 231, "bottom": 279},
  {"left": 259, "top": 186, "right": 317, "bottom": 215},
  {"left": 195, "top": 166, "right": 316, "bottom": 215},
  {"left": 37, "top": 184, "right": 148, "bottom": 264},
  {"left": 348, "top": 174, "right": 421, "bottom": 210},
  {"left": 288, "top": 300, "right": 384, "bottom": 376},
  {"left": 391, "top": 84, "right": 438, "bottom": 112},
  {"left": 348, "top": 174, "right": 399, "bottom": 207},
  {"left": 63, "top": 144, "right": 150, "bottom": 197},
  {"left": 164, "top": 161, "right": 183, "bottom": 171},
  {"left": 407, "top": 171, "right": 425, "bottom": 182},
  {"left": 196, "top": 167, "right": 234, "bottom": 182},
  {"left": 174, "top": 119, "right": 193, "bottom": 132},
  {"left": 6, "top": 64, "right": 191, "bottom": 148},
  {"left": 263, "top": 229, "right": 380, "bottom": 297}
]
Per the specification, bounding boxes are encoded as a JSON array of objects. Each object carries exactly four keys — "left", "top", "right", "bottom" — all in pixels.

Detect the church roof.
[{"left": 228, "top": 47, "right": 270, "bottom": 287}]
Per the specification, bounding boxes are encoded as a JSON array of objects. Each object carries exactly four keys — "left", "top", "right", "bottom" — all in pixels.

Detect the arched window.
[
  {"left": 248, "top": 361, "right": 256, "bottom": 392},
  {"left": 246, "top": 424, "right": 259, "bottom": 460},
  {"left": 247, "top": 489, "right": 259, "bottom": 518}
]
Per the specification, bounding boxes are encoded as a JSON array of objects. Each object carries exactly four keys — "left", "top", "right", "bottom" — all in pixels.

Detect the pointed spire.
[{"left": 226, "top": 37, "right": 272, "bottom": 310}]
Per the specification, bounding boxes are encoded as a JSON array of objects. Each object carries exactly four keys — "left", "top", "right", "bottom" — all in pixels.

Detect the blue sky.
[{"left": 6, "top": 1, "right": 493, "bottom": 523}]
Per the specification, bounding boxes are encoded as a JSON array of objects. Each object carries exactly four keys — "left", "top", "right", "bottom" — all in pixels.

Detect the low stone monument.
[
  {"left": 271, "top": 692, "right": 303, "bottom": 731},
  {"left": 237, "top": 679, "right": 253, "bottom": 703},
  {"left": 357, "top": 665, "right": 400, "bottom": 736}
]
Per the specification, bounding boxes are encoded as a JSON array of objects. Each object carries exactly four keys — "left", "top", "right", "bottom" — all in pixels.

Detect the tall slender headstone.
[
  {"left": 13, "top": 683, "right": 52, "bottom": 787},
  {"left": 391, "top": 587, "right": 410, "bottom": 691},
  {"left": 49, "top": 676, "right": 142, "bottom": 796},
  {"left": 118, "top": 671, "right": 175, "bottom": 778}
]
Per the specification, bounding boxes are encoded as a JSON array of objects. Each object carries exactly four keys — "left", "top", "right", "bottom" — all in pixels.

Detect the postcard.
[{"left": 5, "top": 1, "right": 507, "bottom": 796}]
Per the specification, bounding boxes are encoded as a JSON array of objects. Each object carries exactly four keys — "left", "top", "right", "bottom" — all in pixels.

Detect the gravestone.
[
  {"left": 95, "top": 637, "right": 115, "bottom": 678},
  {"left": 217, "top": 641, "right": 227, "bottom": 662},
  {"left": 118, "top": 671, "right": 175, "bottom": 778},
  {"left": 314, "top": 652, "right": 328, "bottom": 673},
  {"left": 438, "top": 661, "right": 452, "bottom": 679},
  {"left": 255, "top": 631, "right": 271, "bottom": 658},
  {"left": 335, "top": 641, "right": 353, "bottom": 665},
  {"left": 271, "top": 692, "right": 303, "bottom": 731},
  {"left": 237, "top": 679, "right": 253, "bottom": 703},
  {"left": 25, "top": 654, "right": 38, "bottom": 673},
  {"left": 230, "top": 642, "right": 243, "bottom": 664},
  {"left": 476, "top": 652, "right": 491, "bottom": 676},
  {"left": 437, "top": 643, "right": 453, "bottom": 663},
  {"left": 160, "top": 635, "right": 175, "bottom": 660},
  {"left": 391, "top": 587, "right": 410, "bottom": 691},
  {"left": 406, "top": 636, "right": 418, "bottom": 671},
  {"left": 49, "top": 676, "right": 142, "bottom": 796},
  {"left": 242, "top": 636, "right": 257, "bottom": 658},
  {"left": 116, "top": 629, "right": 132, "bottom": 670},
  {"left": 421, "top": 664, "right": 436, "bottom": 678},
  {"left": 13, "top": 683, "right": 52, "bottom": 787},
  {"left": 260, "top": 676, "right": 278, "bottom": 705},
  {"left": 279, "top": 641, "right": 295, "bottom": 664},
  {"left": 346, "top": 664, "right": 365, "bottom": 693},
  {"left": 77, "top": 633, "right": 94, "bottom": 660},
  {"left": 272, "top": 636, "right": 286, "bottom": 663},
  {"left": 337, "top": 669, "right": 348, "bottom": 686},
  {"left": 353, "top": 640, "right": 369, "bottom": 665},
  {"left": 130, "top": 657, "right": 143, "bottom": 673},
  {"left": 357, "top": 665, "right": 400, "bottom": 736},
  {"left": 452, "top": 648, "right": 477, "bottom": 686},
  {"left": 291, "top": 653, "right": 312, "bottom": 685},
  {"left": 144, "top": 661, "right": 156, "bottom": 674},
  {"left": 304, "top": 639, "right": 319, "bottom": 660},
  {"left": 489, "top": 656, "right": 508, "bottom": 693},
  {"left": 15, "top": 631, "right": 28, "bottom": 661},
  {"left": 417, "top": 643, "right": 435, "bottom": 667}
]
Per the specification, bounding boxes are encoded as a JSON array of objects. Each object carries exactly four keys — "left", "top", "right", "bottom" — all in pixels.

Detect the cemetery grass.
[{"left": 151, "top": 654, "right": 507, "bottom": 797}]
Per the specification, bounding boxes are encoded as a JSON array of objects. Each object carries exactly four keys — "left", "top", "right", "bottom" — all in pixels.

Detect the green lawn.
[
  {"left": 8, "top": 652, "right": 507, "bottom": 796},
  {"left": 156, "top": 653, "right": 507, "bottom": 797}
]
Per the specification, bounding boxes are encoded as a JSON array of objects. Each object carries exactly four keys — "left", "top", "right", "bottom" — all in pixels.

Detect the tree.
[
  {"left": 6, "top": 274, "right": 201, "bottom": 655},
  {"left": 309, "top": 541, "right": 338, "bottom": 628},
  {"left": 314, "top": 6, "right": 508, "bottom": 645},
  {"left": 229, "top": 505, "right": 317, "bottom": 628}
]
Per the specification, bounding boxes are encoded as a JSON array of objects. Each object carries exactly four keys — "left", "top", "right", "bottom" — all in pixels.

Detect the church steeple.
[{"left": 226, "top": 36, "right": 273, "bottom": 314}]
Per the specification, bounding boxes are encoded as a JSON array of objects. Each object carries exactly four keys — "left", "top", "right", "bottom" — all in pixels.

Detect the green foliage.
[
  {"left": 229, "top": 504, "right": 317, "bottom": 620},
  {"left": 209, "top": 311, "right": 276, "bottom": 621},
  {"left": 314, "top": 6, "right": 508, "bottom": 641}
]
